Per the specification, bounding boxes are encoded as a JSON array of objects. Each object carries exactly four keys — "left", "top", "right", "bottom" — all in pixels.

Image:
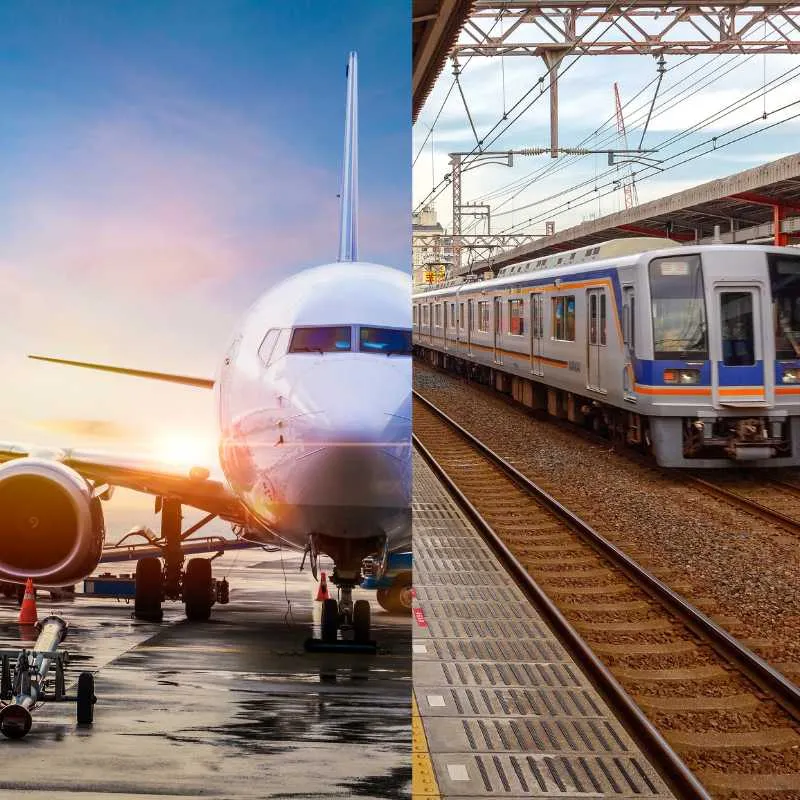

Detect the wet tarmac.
[{"left": 0, "top": 550, "right": 412, "bottom": 799}]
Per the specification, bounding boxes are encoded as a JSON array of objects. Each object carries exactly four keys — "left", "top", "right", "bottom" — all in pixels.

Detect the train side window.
[
  {"left": 477, "top": 301, "right": 489, "bottom": 332},
  {"left": 508, "top": 299, "right": 524, "bottom": 335},
  {"left": 258, "top": 329, "right": 280, "bottom": 365},
  {"left": 589, "top": 294, "right": 598, "bottom": 344},
  {"left": 422, "top": 305, "right": 429, "bottom": 325},
  {"left": 413, "top": 306, "right": 418, "bottom": 325},
  {"left": 434, "top": 304, "right": 441, "bottom": 327},
  {"left": 450, "top": 303, "right": 456, "bottom": 327},
  {"left": 630, "top": 297, "right": 635, "bottom": 347},
  {"left": 459, "top": 303, "right": 465, "bottom": 329},
  {"left": 600, "top": 293, "right": 607, "bottom": 345},
  {"left": 552, "top": 296, "right": 576, "bottom": 341}
]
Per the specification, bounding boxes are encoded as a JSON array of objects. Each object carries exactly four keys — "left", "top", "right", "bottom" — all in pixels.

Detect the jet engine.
[{"left": 0, "top": 458, "right": 105, "bottom": 586}]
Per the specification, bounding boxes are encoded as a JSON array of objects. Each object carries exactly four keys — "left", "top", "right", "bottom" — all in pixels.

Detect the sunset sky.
[{"left": 0, "top": 1, "right": 409, "bottom": 529}]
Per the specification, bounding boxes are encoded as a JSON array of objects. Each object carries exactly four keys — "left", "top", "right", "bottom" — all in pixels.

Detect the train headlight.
[
  {"left": 783, "top": 368, "right": 799, "bottom": 384},
  {"left": 663, "top": 368, "right": 700, "bottom": 384}
]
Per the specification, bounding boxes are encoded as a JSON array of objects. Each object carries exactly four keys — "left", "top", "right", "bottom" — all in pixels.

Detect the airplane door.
[
  {"left": 467, "top": 299, "right": 473, "bottom": 356},
  {"left": 530, "top": 293, "right": 544, "bottom": 376},
  {"left": 586, "top": 288, "right": 606, "bottom": 392},
  {"left": 712, "top": 285, "right": 771, "bottom": 408},
  {"left": 622, "top": 286, "right": 637, "bottom": 401},
  {"left": 493, "top": 297, "right": 503, "bottom": 364}
]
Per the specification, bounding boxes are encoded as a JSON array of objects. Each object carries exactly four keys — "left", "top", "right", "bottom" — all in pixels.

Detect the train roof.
[{"left": 412, "top": 241, "right": 800, "bottom": 298}]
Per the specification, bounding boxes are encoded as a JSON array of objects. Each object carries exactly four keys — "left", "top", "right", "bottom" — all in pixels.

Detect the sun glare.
[{"left": 151, "top": 432, "right": 217, "bottom": 467}]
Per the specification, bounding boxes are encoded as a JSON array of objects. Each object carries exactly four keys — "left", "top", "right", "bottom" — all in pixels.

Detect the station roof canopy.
[
  {"left": 413, "top": 0, "right": 474, "bottom": 123},
  {"left": 472, "top": 153, "right": 800, "bottom": 274}
]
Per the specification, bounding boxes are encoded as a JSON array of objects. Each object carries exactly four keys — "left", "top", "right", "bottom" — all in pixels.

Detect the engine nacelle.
[{"left": 0, "top": 458, "right": 105, "bottom": 586}]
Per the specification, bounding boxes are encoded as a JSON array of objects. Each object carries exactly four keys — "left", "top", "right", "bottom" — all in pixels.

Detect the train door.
[
  {"left": 711, "top": 285, "right": 771, "bottom": 407},
  {"left": 443, "top": 301, "right": 449, "bottom": 350},
  {"left": 622, "top": 286, "right": 637, "bottom": 401},
  {"left": 586, "top": 288, "right": 606, "bottom": 392},
  {"left": 529, "top": 292, "right": 544, "bottom": 376},
  {"left": 493, "top": 296, "right": 503, "bottom": 364},
  {"left": 466, "top": 299, "right": 473, "bottom": 356}
]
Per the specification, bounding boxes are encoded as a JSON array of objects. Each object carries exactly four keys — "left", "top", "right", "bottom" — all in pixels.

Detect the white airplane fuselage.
[{"left": 215, "top": 260, "right": 411, "bottom": 572}]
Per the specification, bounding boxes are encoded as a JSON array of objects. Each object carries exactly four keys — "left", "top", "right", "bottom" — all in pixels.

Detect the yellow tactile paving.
[{"left": 412, "top": 693, "right": 441, "bottom": 799}]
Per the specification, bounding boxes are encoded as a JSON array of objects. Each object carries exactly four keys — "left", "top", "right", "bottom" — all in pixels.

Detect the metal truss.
[
  {"left": 414, "top": 233, "right": 540, "bottom": 268},
  {"left": 457, "top": 2, "right": 800, "bottom": 56}
]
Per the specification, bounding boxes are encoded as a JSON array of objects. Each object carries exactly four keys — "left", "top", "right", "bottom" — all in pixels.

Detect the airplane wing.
[
  {"left": 0, "top": 443, "right": 246, "bottom": 525},
  {"left": 28, "top": 355, "right": 215, "bottom": 389}
]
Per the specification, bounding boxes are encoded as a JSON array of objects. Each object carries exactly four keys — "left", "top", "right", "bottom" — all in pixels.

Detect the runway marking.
[{"left": 412, "top": 694, "right": 441, "bottom": 799}]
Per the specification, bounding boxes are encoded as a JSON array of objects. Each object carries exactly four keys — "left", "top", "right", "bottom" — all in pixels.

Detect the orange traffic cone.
[
  {"left": 315, "top": 571, "right": 330, "bottom": 601},
  {"left": 18, "top": 578, "right": 38, "bottom": 625}
]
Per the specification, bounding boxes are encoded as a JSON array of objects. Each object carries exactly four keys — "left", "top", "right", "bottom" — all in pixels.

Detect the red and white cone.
[
  {"left": 18, "top": 578, "right": 38, "bottom": 626},
  {"left": 315, "top": 571, "right": 330, "bottom": 601}
]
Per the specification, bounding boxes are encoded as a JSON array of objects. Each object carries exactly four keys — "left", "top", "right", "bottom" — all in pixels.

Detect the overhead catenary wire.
[
  {"left": 498, "top": 96, "right": 800, "bottom": 234},
  {"left": 413, "top": 1, "right": 627, "bottom": 215},
  {"left": 457, "top": 15, "right": 798, "bottom": 233}
]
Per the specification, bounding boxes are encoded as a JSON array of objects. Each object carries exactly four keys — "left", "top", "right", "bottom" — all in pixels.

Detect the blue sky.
[
  {"left": 414, "top": 44, "right": 800, "bottom": 235},
  {"left": 0, "top": 1, "right": 410, "bottom": 494}
]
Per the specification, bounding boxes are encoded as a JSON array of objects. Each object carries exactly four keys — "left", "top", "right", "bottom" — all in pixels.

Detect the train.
[{"left": 412, "top": 237, "right": 800, "bottom": 468}]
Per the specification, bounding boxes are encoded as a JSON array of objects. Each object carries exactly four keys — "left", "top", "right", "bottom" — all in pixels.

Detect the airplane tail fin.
[{"left": 337, "top": 51, "right": 358, "bottom": 263}]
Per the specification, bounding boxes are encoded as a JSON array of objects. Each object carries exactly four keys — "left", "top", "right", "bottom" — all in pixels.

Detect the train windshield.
[
  {"left": 359, "top": 326, "right": 412, "bottom": 355},
  {"left": 288, "top": 326, "right": 352, "bottom": 353},
  {"left": 768, "top": 255, "right": 800, "bottom": 359},
  {"left": 649, "top": 255, "right": 708, "bottom": 360}
]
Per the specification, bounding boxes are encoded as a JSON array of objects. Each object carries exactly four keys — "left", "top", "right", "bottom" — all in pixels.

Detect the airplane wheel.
[
  {"left": 76, "top": 672, "right": 95, "bottom": 725},
  {"left": 388, "top": 574, "right": 413, "bottom": 616},
  {"left": 135, "top": 558, "right": 163, "bottom": 622},
  {"left": 321, "top": 598, "right": 339, "bottom": 643},
  {"left": 184, "top": 558, "right": 213, "bottom": 622},
  {"left": 353, "top": 599, "right": 370, "bottom": 643},
  {"left": 375, "top": 588, "right": 391, "bottom": 612}
]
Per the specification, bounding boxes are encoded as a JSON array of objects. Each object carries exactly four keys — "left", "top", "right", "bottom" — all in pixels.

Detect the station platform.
[{"left": 412, "top": 452, "right": 675, "bottom": 799}]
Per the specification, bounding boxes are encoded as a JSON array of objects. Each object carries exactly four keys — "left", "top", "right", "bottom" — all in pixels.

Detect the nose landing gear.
[{"left": 308, "top": 581, "right": 376, "bottom": 654}]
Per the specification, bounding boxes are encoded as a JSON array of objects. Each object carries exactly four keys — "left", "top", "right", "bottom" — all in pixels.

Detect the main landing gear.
[{"left": 130, "top": 497, "right": 229, "bottom": 623}]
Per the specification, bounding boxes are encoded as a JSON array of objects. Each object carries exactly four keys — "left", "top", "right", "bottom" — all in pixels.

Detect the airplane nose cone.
[
  {"left": 290, "top": 358, "right": 410, "bottom": 445},
  {"left": 285, "top": 357, "right": 411, "bottom": 516}
]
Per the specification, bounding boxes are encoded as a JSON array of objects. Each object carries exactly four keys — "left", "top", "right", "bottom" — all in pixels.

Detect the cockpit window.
[
  {"left": 258, "top": 329, "right": 280, "bottom": 365},
  {"left": 359, "top": 326, "right": 412, "bottom": 355},
  {"left": 289, "top": 326, "right": 352, "bottom": 353}
]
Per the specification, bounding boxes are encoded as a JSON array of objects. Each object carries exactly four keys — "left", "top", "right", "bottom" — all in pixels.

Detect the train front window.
[
  {"left": 649, "top": 256, "right": 707, "bottom": 360},
  {"left": 359, "top": 327, "right": 412, "bottom": 355},
  {"left": 288, "top": 326, "right": 351, "bottom": 353},
  {"left": 768, "top": 255, "right": 800, "bottom": 359}
]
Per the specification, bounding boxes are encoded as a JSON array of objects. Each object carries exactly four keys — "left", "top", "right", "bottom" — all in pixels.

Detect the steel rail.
[
  {"left": 686, "top": 473, "right": 800, "bottom": 533},
  {"left": 413, "top": 390, "right": 800, "bottom": 730}
]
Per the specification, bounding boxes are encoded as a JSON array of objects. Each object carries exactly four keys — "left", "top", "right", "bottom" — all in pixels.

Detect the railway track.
[
  {"left": 685, "top": 474, "right": 800, "bottom": 535},
  {"left": 413, "top": 391, "right": 800, "bottom": 799}
]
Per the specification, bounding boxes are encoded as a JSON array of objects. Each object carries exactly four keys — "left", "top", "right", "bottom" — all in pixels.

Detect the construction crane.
[{"left": 614, "top": 82, "right": 639, "bottom": 210}]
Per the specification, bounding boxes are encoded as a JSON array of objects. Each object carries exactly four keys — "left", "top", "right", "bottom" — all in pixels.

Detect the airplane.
[{"left": 0, "top": 51, "right": 411, "bottom": 648}]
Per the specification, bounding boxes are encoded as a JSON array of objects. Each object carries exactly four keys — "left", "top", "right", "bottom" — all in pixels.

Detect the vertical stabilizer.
[{"left": 337, "top": 51, "right": 358, "bottom": 262}]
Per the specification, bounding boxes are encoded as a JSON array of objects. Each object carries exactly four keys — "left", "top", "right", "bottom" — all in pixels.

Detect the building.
[{"left": 412, "top": 205, "right": 452, "bottom": 288}]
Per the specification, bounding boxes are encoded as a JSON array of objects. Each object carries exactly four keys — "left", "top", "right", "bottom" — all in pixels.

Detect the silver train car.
[{"left": 413, "top": 238, "right": 800, "bottom": 468}]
